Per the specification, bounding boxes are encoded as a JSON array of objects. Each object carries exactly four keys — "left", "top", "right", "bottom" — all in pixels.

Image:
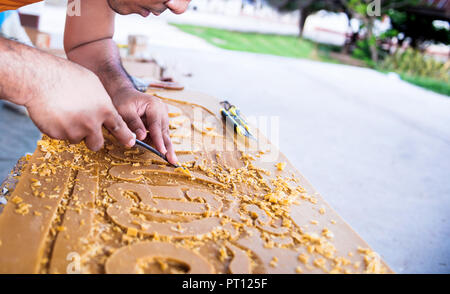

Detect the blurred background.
[{"left": 0, "top": 0, "right": 449, "bottom": 273}]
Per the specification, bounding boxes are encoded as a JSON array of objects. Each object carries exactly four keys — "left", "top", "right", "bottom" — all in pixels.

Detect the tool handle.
[{"left": 221, "top": 108, "right": 246, "bottom": 136}]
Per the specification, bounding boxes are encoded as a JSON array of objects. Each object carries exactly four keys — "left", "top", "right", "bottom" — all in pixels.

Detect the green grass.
[
  {"left": 172, "top": 23, "right": 449, "bottom": 97},
  {"left": 171, "top": 23, "right": 325, "bottom": 60},
  {"left": 400, "top": 74, "right": 450, "bottom": 97}
]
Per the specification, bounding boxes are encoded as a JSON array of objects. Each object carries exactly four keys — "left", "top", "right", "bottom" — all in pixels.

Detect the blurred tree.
[
  {"left": 345, "top": 0, "right": 424, "bottom": 63},
  {"left": 266, "top": 0, "right": 350, "bottom": 36},
  {"left": 267, "top": 0, "right": 443, "bottom": 63},
  {"left": 267, "top": 0, "right": 449, "bottom": 64},
  {"left": 387, "top": 9, "right": 449, "bottom": 49}
]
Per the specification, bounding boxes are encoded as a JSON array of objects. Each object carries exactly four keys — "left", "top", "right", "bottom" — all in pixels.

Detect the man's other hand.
[{"left": 112, "top": 88, "right": 178, "bottom": 165}]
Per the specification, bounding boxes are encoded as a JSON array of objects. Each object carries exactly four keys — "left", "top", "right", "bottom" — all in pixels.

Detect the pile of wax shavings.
[
  {"left": 25, "top": 138, "right": 96, "bottom": 202},
  {"left": 26, "top": 138, "right": 387, "bottom": 274},
  {"left": 6, "top": 139, "right": 88, "bottom": 216},
  {"left": 190, "top": 151, "right": 387, "bottom": 274},
  {"left": 357, "top": 247, "right": 389, "bottom": 274},
  {"left": 32, "top": 137, "right": 96, "bottom": 177}
]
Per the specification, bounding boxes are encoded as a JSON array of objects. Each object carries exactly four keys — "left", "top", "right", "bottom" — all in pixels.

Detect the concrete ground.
[
  {"left": 0, "top": 104, "right": 40, "bottom": 179},
  {"left": 1, "top": 6, "right": 449, "bottom": 273},
  {"left": 161, "top": 10, "right": 299, "bottom": 35}
]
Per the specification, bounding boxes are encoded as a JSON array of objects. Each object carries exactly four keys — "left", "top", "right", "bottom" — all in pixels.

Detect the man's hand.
[
  {"left": 63, "top": 0, "right": 187, "bottom": 161},
  {"left": 0, "top": 37, "right": 135, "bottom": 152},
  {"left": 112, "top": 88, "right": 178, "bottom": 164},
  {"left": 25, "top": 70, "right": 136, "bottom": 151}
]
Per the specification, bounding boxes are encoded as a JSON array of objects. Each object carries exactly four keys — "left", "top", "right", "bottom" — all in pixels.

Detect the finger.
[
  {"left": 163, "top": 132, "right": 178, "bottom": 165},
  {"left": 68, "top": 133, "right": 85, "bottom": 144},
  {"left": 151, "top": 3, "right": 168, "bottom": 15},
  {"left": 119, "top": 106, "right": 147, "bottom": 141},
  {"left": 43, "top": 129, "right": 65, "bottom": 141},
  {"left": 160, "top": 111, "right": 177, "bottom": 163},
  {"left": 166, "top": 0, "right": 190, "bottom": 14},
  {"left": 85, "top": 128, "right": 104, "bottom": 152},
  {"left": 65, "top": 125, "right": 86, "bottom": 145},
  {"left": 104, "top": 110, "right": 135, "bottom": 148},
  {"left": 146, "top": 112, "right": 167, "bottom": 155}
]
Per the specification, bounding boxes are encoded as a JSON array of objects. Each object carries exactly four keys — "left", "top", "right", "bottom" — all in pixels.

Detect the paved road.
[{"left": 147, "top": 45, "right": 450, "bottom": 274}]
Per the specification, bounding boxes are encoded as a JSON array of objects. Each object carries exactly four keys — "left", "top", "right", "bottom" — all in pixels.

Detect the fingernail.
[
  {"left": 136, "top": 129, "right": 146, "bottom": 140},
  {"left": 127, "top": 133, "right": 136, "bottom": 147},
  {"left": 171, "top": 153, "right": 178, "bottom": 164}
]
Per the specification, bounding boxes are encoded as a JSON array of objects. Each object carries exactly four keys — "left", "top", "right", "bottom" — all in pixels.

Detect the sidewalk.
[
  {"left": 161, "top": 10, "right": 299, "bottom": 35},
  {"left": 37, "top": 5, "right": 299, "bottom": 49}
]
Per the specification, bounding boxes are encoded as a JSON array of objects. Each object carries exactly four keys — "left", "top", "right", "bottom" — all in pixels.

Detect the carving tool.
[
  {"left": 135, "top": 139, "right": 180, "bottom": 168},
  {"left": 131, "top": 76, "right": 184, "bottom": 92},
  {"left": 220, "top": 101, "right": 256, "bottom": 140}
]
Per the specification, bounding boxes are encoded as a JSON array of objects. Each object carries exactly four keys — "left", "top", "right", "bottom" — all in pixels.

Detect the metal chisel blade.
[{"left": 135, "top": 139, "right": 180, "bottom": 168}]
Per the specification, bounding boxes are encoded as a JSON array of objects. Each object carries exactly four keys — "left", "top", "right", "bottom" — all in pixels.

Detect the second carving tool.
[{"left": 220, "top": 101, "right": 256, "bottom": 140}]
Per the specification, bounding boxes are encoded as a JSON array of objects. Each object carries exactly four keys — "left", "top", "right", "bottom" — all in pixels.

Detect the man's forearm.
[
  {"left": 65, "top": 38, "right": 136, "bottom": 98},
  {"left": 0, "top": 37, "right": 55, "bottom": 105},
  {"left": 0, "top": 37, "right": 86, "bottom": 107}
]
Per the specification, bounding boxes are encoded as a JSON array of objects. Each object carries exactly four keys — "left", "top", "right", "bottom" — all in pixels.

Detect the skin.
[
  {"left": 107, "top": 0, "right": 190, "bottom": 16},
  {"left": 0, "top": 37, "right": 135, "bottom": 151},
  {"left": 0, "top": 0, "right": 189, "bottom": 162},
  {"left": 64, "top": 0, "right": 191, "bottom": 164}
]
